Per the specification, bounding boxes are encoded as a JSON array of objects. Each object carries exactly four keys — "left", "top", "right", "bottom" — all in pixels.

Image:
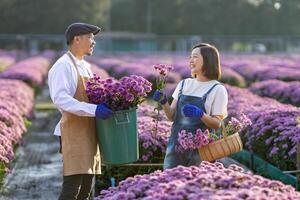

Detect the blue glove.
[
  {"left": 95, "top": 103, "right": 113, "bottom": 119},
  {"left": 152, "top": 90, "right": 168, "bottom": 105},
  {"left": 182, "top": 104, "right": 204, "bottom": 118}
]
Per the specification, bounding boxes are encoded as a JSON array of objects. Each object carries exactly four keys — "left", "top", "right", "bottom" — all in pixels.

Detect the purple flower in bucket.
[{"left": 86, "top": 74, "right": 152, "bottom": 111}]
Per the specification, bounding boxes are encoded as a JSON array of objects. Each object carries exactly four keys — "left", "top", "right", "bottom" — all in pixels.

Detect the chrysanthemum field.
[{"left": 0, "top": 51, "right": 299, "bottom": 199}]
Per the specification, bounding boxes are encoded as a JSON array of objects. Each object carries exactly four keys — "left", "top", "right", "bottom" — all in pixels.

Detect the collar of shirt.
[
  {"left": 68, "top": 51, "right": 86, "bottom": 67},
  {"left": 67, "top": 51, "right": 93, "bottom": 78}
]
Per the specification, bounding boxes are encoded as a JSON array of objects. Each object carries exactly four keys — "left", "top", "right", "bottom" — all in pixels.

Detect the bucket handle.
[{"left": 114, "top": 112, "right": 130, "bottom": 125}]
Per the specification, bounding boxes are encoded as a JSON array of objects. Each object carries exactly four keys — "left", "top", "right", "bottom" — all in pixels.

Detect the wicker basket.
[{"left": 198, "top": 122, "right": 243, "bottom": 162}]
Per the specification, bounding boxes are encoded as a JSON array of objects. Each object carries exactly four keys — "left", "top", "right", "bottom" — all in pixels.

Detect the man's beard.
[
  {"left": 85, "top": 49, "right": 93, "bottom": 56},
  {"left": 85, "top": 46, "right": 94, "bottom": 56}
]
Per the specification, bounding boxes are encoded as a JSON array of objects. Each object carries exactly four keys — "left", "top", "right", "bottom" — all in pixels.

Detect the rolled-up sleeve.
[
  {"left": 211, "top": 86, "right": 228, "bottom": 119},
  {"left": 48, "top": 62, "right": 97, "bottom": 117}
]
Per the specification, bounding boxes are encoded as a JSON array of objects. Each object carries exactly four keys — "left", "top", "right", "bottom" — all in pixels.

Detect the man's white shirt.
[{"left": 48, "top": 52, "right": 97, "bottom": 136}]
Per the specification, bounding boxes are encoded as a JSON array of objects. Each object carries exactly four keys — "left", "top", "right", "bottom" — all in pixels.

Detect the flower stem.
[{"left": 154, "top": 103, "right": 162, "bottom": 138}]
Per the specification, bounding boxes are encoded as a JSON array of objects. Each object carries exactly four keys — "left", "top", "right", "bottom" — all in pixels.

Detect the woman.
[{"left": 153, "top": 43, "right": 228, "bottom": 169}]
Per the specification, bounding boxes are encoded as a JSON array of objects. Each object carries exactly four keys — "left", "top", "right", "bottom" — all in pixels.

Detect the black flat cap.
[{"left": 65, "top": 22, "right": 101, "bottom": 44}]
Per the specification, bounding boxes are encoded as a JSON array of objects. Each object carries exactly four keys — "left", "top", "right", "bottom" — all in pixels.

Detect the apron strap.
[
  {"left": 179, "top": 80, "right": 221, "bottom": 100},
  {"left": 174, "top": 79, "right": 185, "bottom": 121},
  {"left": 67, "top": 52, "right": 81, "bottom": 76},
  {"left": 67, "top": 51, "right": 93, "bottom": 77},
  {"left": 66, "top": 52, "right": 88, "bottom": 90},
  {"left": 202, "top": 83, "right": 221, "bottom": 100},
  {"left": 178, "top": 79, "right": 186, "bottom": 97}
]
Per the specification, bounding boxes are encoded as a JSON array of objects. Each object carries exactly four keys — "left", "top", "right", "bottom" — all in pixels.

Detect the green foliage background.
[{"left": 0, "top": 0, "right": 298, "bottom": 35}]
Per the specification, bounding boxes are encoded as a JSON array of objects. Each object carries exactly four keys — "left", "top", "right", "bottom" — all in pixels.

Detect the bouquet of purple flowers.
[
  {"left": 153, "top": 64, "right": 173, "bottom": 91},
  {"left": 86, "top": 74, "right": 152, "bottom": 111},
  {"left": 153, "top": 64, "right": 173, "bottom": 135}
]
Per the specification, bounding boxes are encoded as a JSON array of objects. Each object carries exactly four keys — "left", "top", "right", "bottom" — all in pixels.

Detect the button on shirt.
[{"left": 48, "top": 52, "right": 97, "bottom": 136}]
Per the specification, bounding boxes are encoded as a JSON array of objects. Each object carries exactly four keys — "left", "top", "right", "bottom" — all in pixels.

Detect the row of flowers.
[
  {"left": 0, "top": 51, "right": 56, "bottom": 170},
  {"left": 0, "top": 54, "right": 54, "bottom": 87},
  {"left": 89, "top": 53, "right": 300, "bottom": 89},
  {"left": 0, "top": 79, "right": 34, "bottom": 168},
  {"left": 226, "top": 84, "right": 300, "bottom": 171},
  {"left": 96, "top": 161, "right": 300, "bottom": 199},
  {"left": 222, "top": 54, "right": 300, "bottom": 82},
  {"left": 249, "top": 79, "right": 300, "bottom": 107},
  {"left": 0, "top": 54, "right": 15, "bottom": 72}
]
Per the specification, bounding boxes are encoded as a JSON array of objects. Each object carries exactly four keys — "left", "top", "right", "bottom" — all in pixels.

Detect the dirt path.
[{"left": 0, "top": 110, "right": 62, "bottom": 200}]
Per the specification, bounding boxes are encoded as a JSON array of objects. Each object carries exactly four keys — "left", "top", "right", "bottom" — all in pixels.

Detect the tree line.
[{"left": 0, "top": 0, "right": 299, "bottom": 36}]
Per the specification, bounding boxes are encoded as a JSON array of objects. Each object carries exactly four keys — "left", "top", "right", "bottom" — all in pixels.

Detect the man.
[{"left": 48, "top": 22, "right": 113, "bottom": 200}]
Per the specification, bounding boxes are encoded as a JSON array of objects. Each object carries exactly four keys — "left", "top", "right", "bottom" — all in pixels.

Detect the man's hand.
[{"left": 95, "top": 103, "right": 113, "bottom": 119}]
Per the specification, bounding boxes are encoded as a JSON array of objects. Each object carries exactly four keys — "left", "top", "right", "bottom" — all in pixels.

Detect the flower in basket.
[
  {"left": 176, "top": 113, "right": 252, "bottom": 152},
  {"left": 153, "top": 64, "right": 173, "bottom": 134},
  {"left": 224, "top": 113, "right": 252, "bottom": 136},
  {"left": 86, "top": 74, "right": 152, "bottom": 111},
  {"left": 175, "top": 128, "right": 210, "bottom": 153}
]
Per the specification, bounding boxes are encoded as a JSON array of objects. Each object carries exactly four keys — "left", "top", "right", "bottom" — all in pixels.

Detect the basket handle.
[
  {"left": 221, "top": 121, "right": 228, "bottom": 138},
  {"left": 114, "top": 113, "right": 130, "bottom": 125}
]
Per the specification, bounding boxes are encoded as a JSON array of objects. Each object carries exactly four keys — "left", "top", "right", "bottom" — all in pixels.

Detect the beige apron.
[{"left": 60, "top": 52, "right": 101, "bottom": 176}]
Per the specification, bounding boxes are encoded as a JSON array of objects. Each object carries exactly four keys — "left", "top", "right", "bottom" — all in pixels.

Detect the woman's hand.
[
  {"left": 182, "top": 104, "right": 204, "bottom": 119},
  {"left": 152, "top": 90, "right": 168, "bottom": 105}
]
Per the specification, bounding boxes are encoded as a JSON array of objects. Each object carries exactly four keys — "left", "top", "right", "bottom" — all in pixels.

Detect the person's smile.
[{"left": 190, "top": 63, "right": 196, "bottom": 69}]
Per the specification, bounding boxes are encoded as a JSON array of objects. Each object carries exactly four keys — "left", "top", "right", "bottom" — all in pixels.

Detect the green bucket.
[{"left": 95, "top": 108, "right": 139, "bottom": 165}]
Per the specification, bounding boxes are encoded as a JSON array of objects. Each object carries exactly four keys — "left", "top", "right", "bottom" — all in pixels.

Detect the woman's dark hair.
[{"left": 192, "top": 43, "right": 221, "bottom": 80}]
